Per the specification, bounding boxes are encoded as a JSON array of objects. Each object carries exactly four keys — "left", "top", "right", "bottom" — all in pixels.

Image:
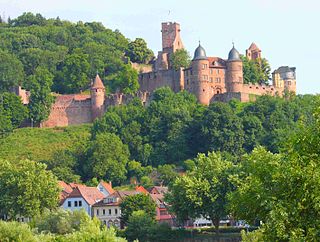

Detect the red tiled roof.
[
  {"left": 53, "top": 95, "right": 91, "bottom": 106},
  {"left": 150, "top": 186, "right": 168, "bottom": 195},
  {"left": 58, "top": 181, "right": 73, "bottom": 194},
  {"left": 100, "top": 181, "right": 115, "bottom": 194},
  {"left": 207, "top": 57, "right": 227, "bottom": 68},
  {"left": 92, "top": 190, "right": 141, "bottom": 207},
  {"left": 135, "top": 186, "right": 149, "bottom": 194},
  {"left": 68, "top": 186, "right": 105, "bottom": 206}
]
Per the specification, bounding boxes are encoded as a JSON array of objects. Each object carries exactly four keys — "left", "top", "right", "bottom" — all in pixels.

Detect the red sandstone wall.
[
  {"left": 139, "top": 69, "right": 181, "bottom": 93},
  {"left": 41, "top": 96, "right": 93, "bottom": 127}
]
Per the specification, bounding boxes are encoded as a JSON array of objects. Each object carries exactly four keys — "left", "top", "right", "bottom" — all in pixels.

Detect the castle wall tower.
[
  {"left": 226, "top": 45, "right": 244, "bottom": 93},
  {"left": 246, "top": 42, "right": 261, "bottom": 60},
  {"left": 91, "top": 74, "right": 105, "bottom": 120},
  {"left": 161, "top": 22, "right": 184, "bottom": 53},
  {"left": 191, "top": 43, "right": 210, "bottom": 105}
]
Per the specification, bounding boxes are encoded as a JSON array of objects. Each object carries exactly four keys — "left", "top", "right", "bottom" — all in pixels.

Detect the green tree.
[
  {"left": 195, "top": 102, "right": 244, "bottom": 156},
  {"left": 26, "top": 67, "right": 54, "bottom": 125},
  {"left": 241, "top": 56, "right": 271, "bottom": 85},
  {"left": 10, "top": 12, "right": 46, "bottom": 27},
  {"left": 167, "top": 152, "right": 234, "bottom": 232},
  {"left": 0, "top": 159, "right": 60, "bottom": 219},
  {"left": 85, "top": 133, "right": 130, "bottom": 185},
  {"left": 110, "top": 64, "right": 139, "bottom": 94},
  {"left": 0, "top": 50, "right": 25, "bottom": 92},
  {"left": 125, "top": 210, "right": 156, "bottom": 242},
  {"left": 0, "top": 221, "right": 36, "bottom": 242},
  {"left": 170, "top": 49, "right": 191, "bottom": 70},
  {"left": 156, "top": 164, "right": 178, "bottom": 186},
  {"left": 0, "top": 92, "right": 28, "bottom": 128},
  {"left": 120, "top": 193, "right": 156, "bottom": 225},
  {"left": 56, "top": 52, "right": 90, "bottom": 93},
  {"left": 126, "top": 38, "right": 154, "bottom": 64}
]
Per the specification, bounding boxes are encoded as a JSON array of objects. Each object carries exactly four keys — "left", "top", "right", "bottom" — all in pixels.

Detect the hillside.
[{"left": 0, "top": 124, "right": 91, "bottom": 162}]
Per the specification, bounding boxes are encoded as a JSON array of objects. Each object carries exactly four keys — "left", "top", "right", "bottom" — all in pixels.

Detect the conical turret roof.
[{"left": 92, "top": 74, "right": 105, "bottom": 89}]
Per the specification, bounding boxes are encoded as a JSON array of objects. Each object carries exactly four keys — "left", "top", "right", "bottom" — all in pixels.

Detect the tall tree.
[
  {"left": 26, "top": 67, "right": 54, "bottom": 125},
  {"left": 84, "top": 133, "right": 130, "bottom": 184},
  {"left": 167, "top": 152, "right": 234, "bottom": 232},
  {"left": 170, "top": 49, "right": 191, "bottom": 70},
  {"left": 0, "top": 50, "right": 24, "bottom": 92},
  {"left": 126, "top": 38, "right": 154, "bottom": 64},
  {"left": 0, "top": 159, "right": 59, "bottom": 219},
  {"left": 120, "top": 193, "right": 156, "bottom": 225}
]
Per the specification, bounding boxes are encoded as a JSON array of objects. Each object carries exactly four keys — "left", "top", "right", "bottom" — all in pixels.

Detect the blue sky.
[{"left": 1, "top": 0, "right": 320, "bottom": 94}]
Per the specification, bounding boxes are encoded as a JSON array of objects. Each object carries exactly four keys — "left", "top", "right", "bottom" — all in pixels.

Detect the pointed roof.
[
  {"left": 248, "top": 42, "right": 260, "bottom": 51},
  {"left": 92, "top": 74, "right": 105, "bottom": 89},
  {"left": 99, "top": 181, "right": 115, "bottom": 194}
]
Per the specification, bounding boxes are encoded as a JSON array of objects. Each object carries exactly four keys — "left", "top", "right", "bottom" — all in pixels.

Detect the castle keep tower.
[
  {"left": 161, "top": 22, "right": 184, "bottom": 53},
  {"left": 192, "top": 43, "right": 210, "bottom": 105},
  {"left": 91, "top": 74, "right": 105, "bottom": 120},
  {"left": 226, "top": 45, "right": 243, "bottom": 93}
]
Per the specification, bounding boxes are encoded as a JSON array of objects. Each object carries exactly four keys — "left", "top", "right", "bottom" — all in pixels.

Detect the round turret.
[
  {"left": 91, "top": 74, "right": 105, "bottom": 120},
  {"left": 191, "top": 43, "right": 210, "bottom": 105},
  {"left": 226, "top": 44, "right": 243, "bottom": 93}
]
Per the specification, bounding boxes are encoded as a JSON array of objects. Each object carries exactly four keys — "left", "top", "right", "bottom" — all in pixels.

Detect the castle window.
[
  {"left": 203, "top": 89, "right": 205, "bottom": 92},
  {"left": 210, "top": 69, "right": 213, "bottom": 74},
  {"left": 217, "top": 90, "right": 220, "bottom": 94},
  {"left": 187, "top": 79, "right": 189, "bottom": 85},
  {"left": 202, "top": 64, "right": 208, "bottom": 69},
  {"left": 256, "top": 87, "right": 259, "bottom": 89},
  {"left": 209, "top": 77, "right": 213, "bottom": 82},
  {"left": 216, "top": 78, "right": 221, "bottom": 83},
  {"left": 203, "top": 75, "right": 208, "bottom": 81},
  {"left": 216, "top": 69, "right": 220, "bottom": 74}
]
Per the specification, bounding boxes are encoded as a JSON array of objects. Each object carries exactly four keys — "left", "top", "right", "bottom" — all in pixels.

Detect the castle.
[
  {"left": 138, "top": 22, "right": 296, "bottom": 105},
  {"left": 16, "top": 22, "right": 296, "bottom": 127}
]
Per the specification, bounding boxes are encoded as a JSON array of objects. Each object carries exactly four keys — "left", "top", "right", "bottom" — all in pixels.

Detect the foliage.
[
  {"left": 120, "top": 193, "right": 156, "bottom": 225},
  {"left": 170, "top": 49, "right": 191, "bottom": 70},
  {"left": 0, "top": 221, "right": 36, "bottom": 242},
  {"left": 0, "top": 159, "right": 60, "bottom": 218},
  {"left": 109, "top": 64, "right": 139, "bottom": 94},
  {"left": 0, "top": 212, "right": 127, "bottom": 241},
  {"left": 0, "top": 50, "right": 25, "bottom": 92},
  {"left": 126, "top": 38, "right": 154, "bottom": 64},
  {"left": 0, "top": 12, "right": 147, "bottom": 97},
  {"left": 166, "top": 152, "right": 234, "bottom": 232},
  {"left": 83, "top": 132, "right": 130, "bottom": 185},
  {"left": 156, "top": 164, "right": 178, "bottom": 186},
  {"left": 26, "top": 67, "right": 54, "bottom": 124},
  {"left": 241, "top": 56, "right": 271, "bottom": 85},
  {"left": 125, "top": 210, "right": 156, "bottom": 242}
]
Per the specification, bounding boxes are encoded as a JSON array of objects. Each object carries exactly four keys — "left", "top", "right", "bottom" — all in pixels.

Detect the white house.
[
  {"left": 92, "top": 190, "right": 141, "bottom": 228},
  {"left": 61, "top": 185, "right": 105, "bottom": 217}
]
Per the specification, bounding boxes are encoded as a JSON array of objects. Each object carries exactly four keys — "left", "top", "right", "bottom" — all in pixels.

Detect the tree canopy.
[
  {"left": 0, "top": 159, "right": 60, "bottom": 219},
  {"left": 170, "top": 49, "right": 191, "bottom": 70}
]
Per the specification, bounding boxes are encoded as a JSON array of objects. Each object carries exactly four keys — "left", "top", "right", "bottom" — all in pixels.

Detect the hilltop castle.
[
  {"left": 16, "top": 22, "right": 296, "bottom": 127},
  {"left": 138, "top": 22, "right": 296, "bottom": 105}
]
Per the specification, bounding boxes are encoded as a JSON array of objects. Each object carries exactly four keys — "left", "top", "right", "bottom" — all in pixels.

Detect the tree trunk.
[{"left": 211, "top": 217, "right": 220, "bottom": 235}]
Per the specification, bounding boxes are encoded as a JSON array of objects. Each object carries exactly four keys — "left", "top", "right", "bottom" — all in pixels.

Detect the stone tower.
[
  {"left": 192, "top": 43, "right": 210, "bottom": 105},
  {"left": 91, "top": 74, "right": 105, "bottom": 120},
  {"left": 246, "top": 42, "right": 261, "bottom": 60},
  {"left": 272, "top": 66, "right": 296, "bottom": 93},
  {"left": 226, "top": 45, "right": 243, "bottom": 93},
  {"left": 161, "top": 22, "right": 184, "bottom": 53}
]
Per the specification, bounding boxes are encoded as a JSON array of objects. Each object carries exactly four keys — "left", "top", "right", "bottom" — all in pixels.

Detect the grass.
[{"left": 0, "top": 124, "right": 91, "bottom": 162}]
